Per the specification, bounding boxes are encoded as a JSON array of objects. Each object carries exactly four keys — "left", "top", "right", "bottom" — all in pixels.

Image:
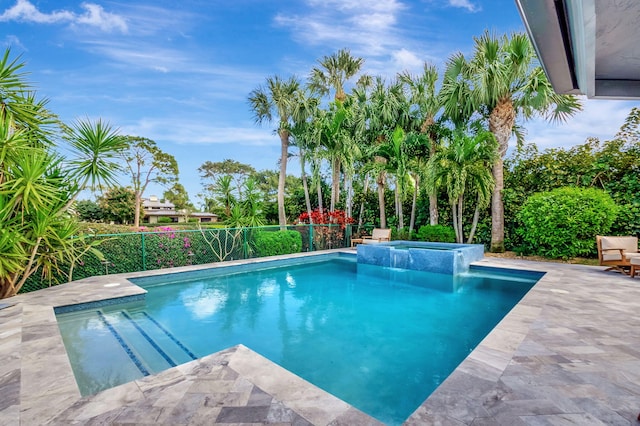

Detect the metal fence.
[{"left": 21, "top": 224, "right": 365, "bottom": 294}]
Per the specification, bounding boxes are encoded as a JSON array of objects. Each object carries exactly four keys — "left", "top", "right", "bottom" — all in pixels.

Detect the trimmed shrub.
[
  {"left": 415, "top": 225, "right": 456, "bottom": 243},
  {"left": 391, "top": 227, "right": 412, "bottom": 241},
  {"left": 518, "top": 187, "right": 618, "bottom": 259},
  {"left": 253, "top": 230, "right": 302, "bottom": 257}
]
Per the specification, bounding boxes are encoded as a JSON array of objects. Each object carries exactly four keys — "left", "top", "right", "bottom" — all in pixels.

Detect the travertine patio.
[{"left": 1, "top": 251, "right": 639, "bottom": 425}]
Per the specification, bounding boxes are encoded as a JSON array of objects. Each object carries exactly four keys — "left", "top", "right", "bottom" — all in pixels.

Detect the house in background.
[{"left": 142, "top": 195, "right": 218, "bottom": 224}]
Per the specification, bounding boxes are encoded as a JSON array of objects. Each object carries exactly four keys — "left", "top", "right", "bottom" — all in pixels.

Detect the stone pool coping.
[{"left": 1, "top": 250, "right": 639, "bottom": 424}]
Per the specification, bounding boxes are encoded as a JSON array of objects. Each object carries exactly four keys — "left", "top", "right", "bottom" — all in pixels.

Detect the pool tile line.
[
  {"left": 120, "top": 310, "right": 178, "bottom": 367},
  {"left": 96, "top": 310, "right": 151, "bottom": 377},
  {"left": 141, "top": 311, "right": 198, "bottom": 360}
]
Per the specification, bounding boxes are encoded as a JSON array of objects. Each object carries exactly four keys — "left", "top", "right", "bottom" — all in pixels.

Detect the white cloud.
[
  {"left": 274, "top": 0, "right": 446, "bottom": 81},
  {"left": 0, "top": 0, "right": 127, "bottom": 33},
  {"left": 448, "top": 0, "right": 480, "bottom": 13},
  {"left": 391, "top": 48, "right": 424, "bottom": 73},
  {"left": 81, "top": 40, "right": 187, "bottom": 72},
  {"left": 107, "top": 3, "right": 196, "bottom": 37},
  {"left": 512, "top": 99, "right": 637, "bottom": 153},
  {"left": 122, "top": 119, "right": 277, "bottom": 147},
  {"left": 274, "top": 0, "right": 406, "bottom": 57},
  {"left": 2, "top": 35, "right": 25, "bottom": 50},
  {"left": 75, "top": 3, "right": 127, "bottom": 33},
  {"left": 0, "top": 0, "right": 73, "bottom": 23},
  {"left": 307, "top": 0, "right": 404, "bottom": 14}
]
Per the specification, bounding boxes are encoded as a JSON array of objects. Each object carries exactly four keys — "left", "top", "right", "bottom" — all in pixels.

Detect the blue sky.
[{"left": 2, "top": 0, "right": 638, "bottom": 206}]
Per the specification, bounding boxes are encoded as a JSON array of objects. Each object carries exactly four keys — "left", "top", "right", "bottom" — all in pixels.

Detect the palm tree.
[
  {"left": 371, "top": 127, "right": 410, "bottom": 230},
  {"left": 364, "top": 77, "right": 405, "bottom": 228},
  {"left": 0, "top": 49, "right": 56, "bottom": 141},
  {"left": 309, "top": 48, "right": 364, "bottom": 103},
  {"left": 215, "top": 175, "right": 235, "bottom": 217},
  {"left": 242, "top": 177, "right": 264, "bottom": 227},
  {"left": 398, "top": 63, "right": 442, "bottom": 226},
  {"left": 425, "top": 126, "right": 497, "bottom": 243},
  {"left": 441, "top": 31, "right": 582, "bottom": 252},
  {"left": 309, "top": 49, "right": 365, "bottom": 210},
  {"left": 402, "top": 132, "right": 432, "bottom": 234},
  {"left": 65, "top": 118, "right": 127, "bottom": 211},
  {"left": 249, "top": 75, "right": 302, "bottom": 228},
  {"left": 316, "top": 101, "right": 349, "bottom": 212},
  {"left": 289, "top": 90, "right": 321, "bottom": 222}
]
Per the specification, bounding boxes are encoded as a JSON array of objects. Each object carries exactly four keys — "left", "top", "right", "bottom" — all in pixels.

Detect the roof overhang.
[{"left": 515, "top": 0, "right": 640, "bottom": 99}]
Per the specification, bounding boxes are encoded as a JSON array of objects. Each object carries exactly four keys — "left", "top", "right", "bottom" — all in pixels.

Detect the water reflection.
[{"left": 180, "top": 283, "right": 228, "bottom": 319}]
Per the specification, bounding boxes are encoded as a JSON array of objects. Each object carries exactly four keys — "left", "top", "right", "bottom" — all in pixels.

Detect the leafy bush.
[
  {"left": 76, "top": 200, "right": 104, "bottom": 222},
  {"left": 392, "top": 227, "right": 412, "bottom": 241},
  {"left": 518, "top": 187, "right": 618, "bottom": 259},
  {"left": 415, "top": 225, "right": 456, "bottom": 243},
  {"left": 253, "top": 230, "right": 302, "bottom": 257}
]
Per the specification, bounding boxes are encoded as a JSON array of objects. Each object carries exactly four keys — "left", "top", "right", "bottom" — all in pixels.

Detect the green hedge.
[
  {"left": 415, "top": 225, "right": 456, "bottom": 243},
  {"left": 518, "top": 187, "right": 618, "bottom": 259},
  {"left": 253, "top": 230, "right": 302, "bottom": 257}
]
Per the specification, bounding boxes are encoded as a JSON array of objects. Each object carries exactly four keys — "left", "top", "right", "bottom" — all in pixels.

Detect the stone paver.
[
  {"left": 1, "top": 252, "right": 639, "bottom": 425},
  {"left": 405, "top": 258, "right": 640, "bottom": 425}
]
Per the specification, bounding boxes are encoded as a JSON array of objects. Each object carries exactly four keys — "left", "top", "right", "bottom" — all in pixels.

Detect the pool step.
[{"left": 99, "top": 310, "right": 197, "bottom": 375}]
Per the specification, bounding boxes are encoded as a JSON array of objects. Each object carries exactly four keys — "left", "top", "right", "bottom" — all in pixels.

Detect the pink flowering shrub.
[{"left": 145, "top": 226, "right": 194, "bottom": 270}]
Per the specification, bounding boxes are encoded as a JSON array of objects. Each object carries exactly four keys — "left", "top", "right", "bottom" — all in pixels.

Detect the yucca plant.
[{"left": 0, "top": 49, "right": 123, "bottom": 298}]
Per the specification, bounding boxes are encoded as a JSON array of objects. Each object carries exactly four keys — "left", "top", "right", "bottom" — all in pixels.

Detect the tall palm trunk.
[
  {"left": 409, "top": 174, "right": 418, "bottom": 234},
  {"left": 312, "top": 158, "right": 323, "bottom": 211},
  {"left": 300, "top": 153, "right": 312, "bottom": 223},
  {"left": 457, "top": 196, "right": 464, "bottom": 243},
  {"left": 377, "top": 171, "right": 386, "bottom": 229},
  {"left": 395, "top": 181, "right": 404, "bottom": 230},
  {"left": 490, "top": 158, "right": 505, "bottom": 250},
  {"left": 330, "top": 158, "right": 340, "bottom": 211},
  {"left": 422, "top": 117, "right": 439, "bottom": 226},
  {"left": 451, "top": 196, "right": 464, "bottom": 244},
  {"left": 451, "top": 203, "right": 460, "bottom": 243},
  {"left": 277, "top": 129, "right": 289, "bottom": 229},
  {"left": 358, "top": 173, "right": 370, "bottom": 231},
  {"left": 429, "top": 195, "right": 438, "bottom": 226},
  {"left": 316, "top": 180, "right": 323, "bottom": 211},
  {"left": 345, "top": 172, "right": 353, "bottom": 218},
  {"left": 467, "top": 193, "right": 482, "bottom": 244},
  {"left": 488, "top": 97, "right": 515, "bottom": 252}
]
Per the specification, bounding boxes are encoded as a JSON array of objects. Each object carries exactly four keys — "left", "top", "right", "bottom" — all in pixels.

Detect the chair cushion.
[
  {"left": 600, "top": 236, "right": 638, "bottom": 252},
  {"left": 371, "top": 228, "right": 391, "bottom": 241},
  {"left": 602, "top": 251, "right": 623, "bottom": 261},
  {"left": 361, "top": 239, "right": 380, "bottom": 245}
]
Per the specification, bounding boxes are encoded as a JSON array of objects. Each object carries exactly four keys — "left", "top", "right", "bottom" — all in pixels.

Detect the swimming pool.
[{"left": 55, "top": 254, "right": 541, "bottom": 425}]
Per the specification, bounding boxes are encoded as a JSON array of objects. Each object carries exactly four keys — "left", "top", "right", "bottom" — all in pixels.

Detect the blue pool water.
[{"left": 56, "top": 255, "right": 540, "bottom": 425}]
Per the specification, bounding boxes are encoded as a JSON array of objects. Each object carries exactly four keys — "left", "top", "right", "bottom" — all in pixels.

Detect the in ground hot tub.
[{"left": 356, "top": 240, "right": 484, "bottom": 275}]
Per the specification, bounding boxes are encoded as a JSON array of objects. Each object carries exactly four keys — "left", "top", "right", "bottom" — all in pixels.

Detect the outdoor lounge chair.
[
  {"left": 596, "top": 235, "right": 640, "bottom": 275},
  {"left": 361, "top": 228, "right": 392, "bottom": 244},
  {"left": 631, "top": 256, "right": 640, "bottom": 278}
]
